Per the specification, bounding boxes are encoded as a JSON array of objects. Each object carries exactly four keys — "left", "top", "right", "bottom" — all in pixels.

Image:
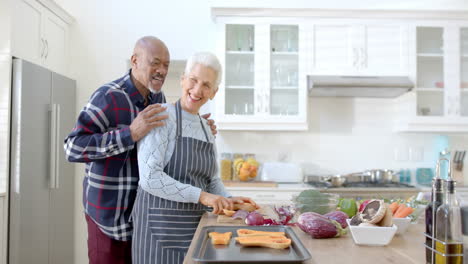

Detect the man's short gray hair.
[{"left": 184, "top": 52, "right": 222, "bottom": 87}]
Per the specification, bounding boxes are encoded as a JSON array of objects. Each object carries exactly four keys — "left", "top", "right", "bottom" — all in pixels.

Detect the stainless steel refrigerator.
[{"left": 9, "top": 59, "right": 76, "bottom": 264}]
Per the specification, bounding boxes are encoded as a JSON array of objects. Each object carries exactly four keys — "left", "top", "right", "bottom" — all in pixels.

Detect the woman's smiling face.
[{"left": 180, "top": 63, "right": 218, "bottom": 114}]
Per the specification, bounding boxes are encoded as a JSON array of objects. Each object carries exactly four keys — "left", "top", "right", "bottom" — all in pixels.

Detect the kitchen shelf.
[
  {"left": 271, "top": 86, "right": 298, "bottom": 90},
  {"left": 226, "top": 51, "right": 255, "bottom": 55},
  {"left": 225, "top": 85, "right": 255, "bottom": 89},
  {"left": 271, "top": 51, "right": 299, "bottom": 56},
  {"left": 417, "top": 53, "right": 443, "bottom": 57},
  {"left": 415, "top": 88, "right": 444, "bottom": 92}
]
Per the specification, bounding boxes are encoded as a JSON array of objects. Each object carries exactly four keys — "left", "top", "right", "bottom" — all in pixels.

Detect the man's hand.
[
  {"left": 201, "top": 113, "right": 217, "bottom": 136},
  {"left": 129, "top": 104, "right": 168, "bottom": 142},
  {"left": 199, "top": 192, "right": 233, "bottom": 215}
]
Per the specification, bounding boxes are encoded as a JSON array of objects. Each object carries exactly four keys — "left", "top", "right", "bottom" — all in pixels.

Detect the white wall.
[{"left": 51, "top": 1, "right": 468, "bottom": 263}]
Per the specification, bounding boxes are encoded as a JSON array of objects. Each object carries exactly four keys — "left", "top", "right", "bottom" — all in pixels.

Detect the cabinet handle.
[
  {"left": 44, "top": 39, "right": 49, "bottom": 59},
  {"left": 360, "top": 48, "right": 366, "bottom": 68},
  {"left": 353, "top": 48, "right": 358, "bottom": 67},
  {"left": 256, "top": 93, "right": 260, "bottom": 113},
  {"left": 263, "top": 92, "right": 269, "bottom": 113},
  {"left": 41, "top": 38, "right": 46, "bottom": 58}
]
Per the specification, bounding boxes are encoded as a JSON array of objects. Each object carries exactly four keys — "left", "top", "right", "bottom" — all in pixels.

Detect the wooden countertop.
[{"left": 184, "top": 213, "right": 426, "bottom": 264}]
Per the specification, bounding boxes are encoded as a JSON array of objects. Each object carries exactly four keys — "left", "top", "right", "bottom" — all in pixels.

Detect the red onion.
[
  {"left": 245, "top": 212, "right": 265, "bottom": 226},
  {"left": 231, "top": 210, "right": 249, "bottom": 220}
]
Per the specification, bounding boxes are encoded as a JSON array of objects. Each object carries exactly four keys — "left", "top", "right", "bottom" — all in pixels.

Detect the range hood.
[{"left": 307, "top": 75, "right": 414, "bottom": 98}]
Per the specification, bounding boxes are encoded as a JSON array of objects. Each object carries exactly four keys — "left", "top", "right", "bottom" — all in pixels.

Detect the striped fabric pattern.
[
  {"left": 64, "top": 70, "right": 165, "bottom": 241},
  {"left": 132, "top": 101, "right": 217, "bottom": 264}
]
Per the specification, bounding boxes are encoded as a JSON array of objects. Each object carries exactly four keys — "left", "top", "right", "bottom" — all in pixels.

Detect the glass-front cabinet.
[
  {"left": 395, "top": 23, "right": 468, "bottom": 132},
  {"left": 215, "top": 20, "right": 307, "bottom": 130},
  {"left": 461, "top": 27, "right": 468, "bottom": 117}
]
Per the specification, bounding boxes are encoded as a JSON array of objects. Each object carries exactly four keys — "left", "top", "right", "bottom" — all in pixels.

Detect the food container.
[
  {"left": 393, "top": 217, "right": 411, "bottom": 235},
  {"left": 346, "top": 219, "right": 397, "bottom": 246},
  {"left": 220, "top": 153, "right": 232, "bottom": 181},
  {"left": 292, "top": 193, "right": 340, "bottom": 214}
]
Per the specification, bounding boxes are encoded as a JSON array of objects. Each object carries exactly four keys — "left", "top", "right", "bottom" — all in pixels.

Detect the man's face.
[
  {"left": 180, "top": 63, "right": 218, "bottom": 114},
  {"left": 133, "top": 42, "right": 170, "bottom": 93}
]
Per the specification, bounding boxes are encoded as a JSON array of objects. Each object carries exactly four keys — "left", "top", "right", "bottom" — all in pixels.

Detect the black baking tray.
[{"left": 192, "top": 225, "right": 311, "bottom": 263}]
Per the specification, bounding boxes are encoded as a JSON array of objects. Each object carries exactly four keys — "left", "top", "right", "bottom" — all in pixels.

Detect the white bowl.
[
  {"left": 346, "top": 219, "right": 397, "bottom": 246},
  {"left": 393, "top": 217, "right": 411, "bottom": 235}
]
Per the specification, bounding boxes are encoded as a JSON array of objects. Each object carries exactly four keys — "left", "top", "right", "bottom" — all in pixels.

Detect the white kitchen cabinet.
[
  {"left": 310, "top": 23, "right": 409, "bottom": 76},
  {"left": 214, "top": 19, "right": 308, "bottom": 131},
  {"left": 395, "top": 23, "right": 468, "bottom": 132},
  {"left": 11, "top": 0, "right": 72, "bottom": 75}
]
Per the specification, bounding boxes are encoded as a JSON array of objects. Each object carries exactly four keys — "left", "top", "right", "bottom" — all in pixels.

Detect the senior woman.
[{"left": 132, "top": 52, "right": 257, "bottom": 264}]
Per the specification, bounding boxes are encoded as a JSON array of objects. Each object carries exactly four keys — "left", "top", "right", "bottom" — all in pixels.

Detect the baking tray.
[{"left": 192, "top": 225, "right": 311, "bottom": 263}]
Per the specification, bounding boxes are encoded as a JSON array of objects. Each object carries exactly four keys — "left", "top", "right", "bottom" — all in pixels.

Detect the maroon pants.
[{"left": 85, "top": 214, "right": 132, "bottom": 264}]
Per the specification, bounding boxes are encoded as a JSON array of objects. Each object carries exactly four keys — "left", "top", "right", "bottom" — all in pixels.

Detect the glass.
[
  {"left": 271, "top": 25, "right": 298, "bottom": 52},
  {"left": 417, "top": 91, "right": 444, "bottom": 117},
  {"left": 220, "top": 153, "right": 232, "bottom": 181},
  {"left": 269, "top": 25, "right": 299, "bottom": 117},
  {"left": 416, "top": 27, "right": 445, "bottom": 118},
  {"left": 226, "top": 24, "right": 254, "bottom": 52}
]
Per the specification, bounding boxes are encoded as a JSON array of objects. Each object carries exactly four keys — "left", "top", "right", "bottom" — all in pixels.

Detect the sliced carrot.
[
  {"left": 389, "top": 202, "right": 399, "bottom": 215},
  {"left": 394, "top": 207, "right": 414, "bottom": 218}
]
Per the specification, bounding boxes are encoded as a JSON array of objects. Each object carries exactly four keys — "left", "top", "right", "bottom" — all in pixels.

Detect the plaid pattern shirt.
[{"left": 64, "top": 70, "right": 165, "bottom": 241}]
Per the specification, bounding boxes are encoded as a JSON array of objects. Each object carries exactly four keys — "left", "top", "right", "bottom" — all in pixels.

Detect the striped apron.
[{"left": 132, "top": 101, "right": 216, "bottom": 264}]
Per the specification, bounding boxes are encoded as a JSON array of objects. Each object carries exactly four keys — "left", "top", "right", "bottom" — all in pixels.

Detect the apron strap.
[
  {"left": 176, "top": 100, "right": 211, "bottom": 142},
  {"left": 198, "top": 116, "right": 210, "bottom": 142},
  {"left": 175, "top": 100, "right": 183, "bottom": 138}
]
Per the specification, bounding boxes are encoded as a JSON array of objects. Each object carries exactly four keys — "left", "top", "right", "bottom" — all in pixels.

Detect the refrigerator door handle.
[
  {"left": 49, "top": 104, "right": 60, "bottom": 189},
  {"left": 55, "top": 104, "right": 60, "bottom": 188}
]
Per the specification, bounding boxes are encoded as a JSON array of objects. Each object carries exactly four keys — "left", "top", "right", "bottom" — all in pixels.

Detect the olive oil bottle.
[
  {"left": 426, "top": 158, "right": 449, "bottom": 264},
  {"left": 435, "top": 177, "right": 464, "bottom": 264},
  {"left": 426, "top": 177, "right": 444, "bottom": 264}
]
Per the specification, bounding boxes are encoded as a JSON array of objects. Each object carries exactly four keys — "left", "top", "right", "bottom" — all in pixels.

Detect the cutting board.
[
  {"left": 222, "top": 181, "right": 278, "bottom": 187},
  {"left": 216, "top": 205, "right": 276, "bottom": 224}
]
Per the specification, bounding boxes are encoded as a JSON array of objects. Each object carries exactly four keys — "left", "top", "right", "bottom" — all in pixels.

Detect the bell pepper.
[{"left": 338, "top": 198, "right": 357, "bottom": 218}]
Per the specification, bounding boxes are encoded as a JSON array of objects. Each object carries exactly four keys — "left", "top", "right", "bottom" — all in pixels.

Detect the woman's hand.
[
  {"left": 229, "top": 196, "right": 260, "bottom": 209},
  {"left": 199, "top": 192, "right": 233, "bottom": 215}
]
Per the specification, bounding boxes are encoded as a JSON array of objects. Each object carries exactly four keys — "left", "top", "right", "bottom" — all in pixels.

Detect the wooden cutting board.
[
  {"left": 222, "top": 181, "right": 278, "bottom": 187},
  {"left": 216, "top": 205, "right": 276, "bottom": 224}
]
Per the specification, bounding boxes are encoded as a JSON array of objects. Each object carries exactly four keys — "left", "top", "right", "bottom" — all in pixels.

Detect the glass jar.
[
  {"left": 232, "top": 153, "right": 244, "bottom": 181},
  {"left": 244, "top": 153, "right": 259, "bottom": 180},
  {"left": 220, "top": 153, "right": 232, "bottom": 181}
]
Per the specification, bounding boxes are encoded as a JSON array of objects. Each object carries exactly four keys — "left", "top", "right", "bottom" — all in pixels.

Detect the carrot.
[
  {"left": 394, "top": 207, "right": 414, "bottom": 218},
  {"left": 389, "top": 202, "right": 399, "bottom": 215},
  {"left": 394, "top": 203, "right": 407, "bottom": 216}
]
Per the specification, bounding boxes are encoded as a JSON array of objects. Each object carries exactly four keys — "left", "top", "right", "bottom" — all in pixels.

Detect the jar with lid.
[
  {"left": 244, "top": 153, "right": 259, "bottom": 180},
  {"left": 220, "top": 153, "right": 232, "bottom": 181}
]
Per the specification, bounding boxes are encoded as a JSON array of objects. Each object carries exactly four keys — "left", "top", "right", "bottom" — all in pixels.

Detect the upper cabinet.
[
  {"left": 11, "top": 0, "right": 72, "bottom": 76},
  {"left": 215, "top": 19, "right": 308, "bottom": 131},
  {"left": 395, "top": 22, "right": 468, "bottom": 132},
  {"left": 310, "top": 23, "right": 409, "bottom": 76}
]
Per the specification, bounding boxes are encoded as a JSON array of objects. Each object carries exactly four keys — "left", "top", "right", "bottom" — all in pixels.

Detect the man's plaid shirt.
[{"left": 64, "top": 71, "right": 165, "bottom": 241}]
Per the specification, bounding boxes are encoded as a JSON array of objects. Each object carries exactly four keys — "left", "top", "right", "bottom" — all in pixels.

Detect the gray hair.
[{"left": 184, "top": 52, "right": 222, "bottom": 87}]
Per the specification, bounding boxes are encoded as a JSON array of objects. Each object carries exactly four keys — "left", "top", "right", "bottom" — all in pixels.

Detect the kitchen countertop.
[
  {"left": 225, "top": 182, "right": 429, "bottom": 192},
  {"left": 183, "top": 213, "right": 426, "bottom": 264}
]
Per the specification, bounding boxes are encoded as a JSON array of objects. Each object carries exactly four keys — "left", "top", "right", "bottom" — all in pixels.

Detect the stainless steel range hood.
[{"left": 307, "top": 75, "right": 414, "bottom": 98}]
